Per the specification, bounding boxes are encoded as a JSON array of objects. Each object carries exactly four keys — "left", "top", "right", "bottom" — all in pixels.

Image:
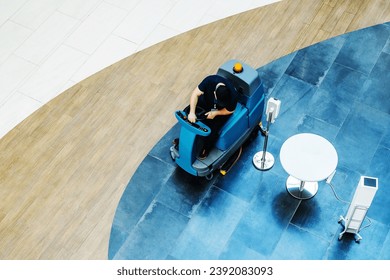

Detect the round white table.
[{"left": 280, "top": 133, "right": 338, "bottom": 199}]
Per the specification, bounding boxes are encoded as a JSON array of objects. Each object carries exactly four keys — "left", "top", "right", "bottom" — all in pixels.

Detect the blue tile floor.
[{"left": 109, "top": 23, "right": 390, "bottom": 260}]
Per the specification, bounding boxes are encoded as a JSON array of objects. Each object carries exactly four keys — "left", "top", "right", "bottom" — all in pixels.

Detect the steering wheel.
[
  {"left": 175, "top": 105, "right": 211, "bottom": 136},
  {"left": 183, "top": 105, "right": 207, "bottom": 121}
]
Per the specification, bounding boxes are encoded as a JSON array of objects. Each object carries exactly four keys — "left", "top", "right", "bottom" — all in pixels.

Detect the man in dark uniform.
[{"left": 188, "top": 75, "right": 238, "bottom": 158}]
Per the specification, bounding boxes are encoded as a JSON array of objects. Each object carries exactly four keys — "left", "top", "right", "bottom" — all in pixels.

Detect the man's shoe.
[{"left": 172, "top": 138, "right": 179, "bottom": 149}]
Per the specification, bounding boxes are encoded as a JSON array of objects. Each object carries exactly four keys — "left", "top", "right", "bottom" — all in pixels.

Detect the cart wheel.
[{"left": 355, "top": 237, "right": 362, "bottom": 243}]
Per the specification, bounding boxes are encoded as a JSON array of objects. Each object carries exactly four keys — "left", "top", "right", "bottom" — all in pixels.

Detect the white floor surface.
[{"left": 0, "top": 0, "right": 280, "bottom": 138}]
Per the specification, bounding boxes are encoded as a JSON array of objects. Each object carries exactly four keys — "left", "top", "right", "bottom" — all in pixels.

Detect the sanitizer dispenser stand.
[
  {"left": 253, "top": 97, "right": 281, "bottom": 171},
  {"left": 338, "top": 176, "right": 378, "bottom": 242}
]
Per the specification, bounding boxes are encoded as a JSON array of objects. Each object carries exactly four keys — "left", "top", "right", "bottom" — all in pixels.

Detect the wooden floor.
[{"left": 1, "top": 0, "right": 389, "bottom": 259}]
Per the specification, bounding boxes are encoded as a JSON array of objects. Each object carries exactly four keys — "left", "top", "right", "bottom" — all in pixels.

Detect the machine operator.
[{"left": 188, "top": 75, "right": 238, "bottom": 159}]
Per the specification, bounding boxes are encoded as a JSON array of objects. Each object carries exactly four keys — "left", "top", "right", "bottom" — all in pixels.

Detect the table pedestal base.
[{"left": 286, "top": 176, "right": 318, "bottom": 200}]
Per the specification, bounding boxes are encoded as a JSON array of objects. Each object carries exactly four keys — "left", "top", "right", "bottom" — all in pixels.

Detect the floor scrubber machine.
[{"left": 170, "top": 60, "right": 265, "bottom": 179}]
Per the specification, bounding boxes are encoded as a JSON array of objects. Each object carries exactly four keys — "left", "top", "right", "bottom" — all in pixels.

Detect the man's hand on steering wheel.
[
  {"left": 205, "top": 111, "right": 217, "bottom": 119},
  {"left": 188, "top": 112, "right": 197, "bottom": 123}
]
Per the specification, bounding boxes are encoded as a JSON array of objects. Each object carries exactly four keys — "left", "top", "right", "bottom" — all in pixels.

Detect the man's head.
[{"left": 215, "top": 83, "right": 231, "bottom": 105}]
